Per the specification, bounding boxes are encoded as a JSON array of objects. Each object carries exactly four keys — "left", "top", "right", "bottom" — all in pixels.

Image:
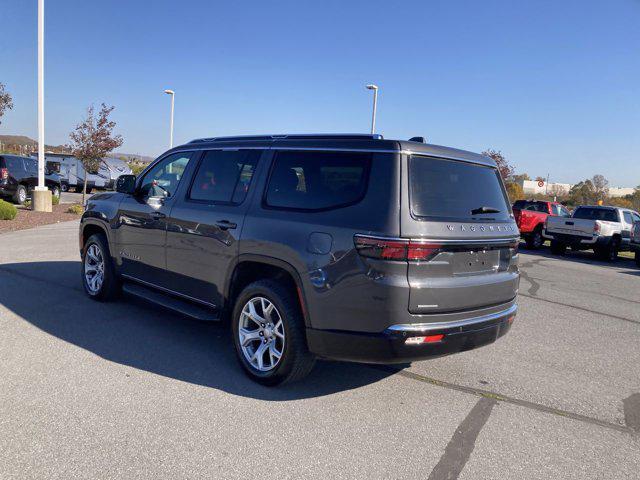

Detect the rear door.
[
  {"left": 164, "top": 149, "right": 263, "bottom": 305},
  {"left": 400, "top": 155, "right": 519, "bottom": 314},
  {"left": 621, "top": 211, "right": 635, "bottom": 246},
  {"left": 22, "top": 158, "right": 38, "bottom": 190}
]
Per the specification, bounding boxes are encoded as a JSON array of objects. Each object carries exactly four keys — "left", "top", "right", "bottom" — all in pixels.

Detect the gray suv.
[{"left": 79, "top": 134, "right": 519, "bottom": 385}]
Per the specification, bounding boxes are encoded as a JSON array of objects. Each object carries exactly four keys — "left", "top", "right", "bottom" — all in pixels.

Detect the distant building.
[
  {"left": 520, "top": 180, "right": 571, "bottom": 196},
  {"left": 517, "top": 180, "right": 635, "bottom": 198}
]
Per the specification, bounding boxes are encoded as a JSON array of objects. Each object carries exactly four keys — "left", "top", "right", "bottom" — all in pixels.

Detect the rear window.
[
  {"left": 265, "top": 151, "right": 371, "bottom": 211},
  {"left": 409, "top": 156, "right": 510, "bottom": 221},
  {"left": 573, "top": 207, "right": 618, "bottom": 222}
]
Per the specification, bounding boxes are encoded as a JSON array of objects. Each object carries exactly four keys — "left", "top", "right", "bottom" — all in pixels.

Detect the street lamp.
[
  {"left": 164, "top": 89, "right": 175, "bottom": 148},
  {"left": 365, "top": 84, "right": 378, "bottom": 134}
]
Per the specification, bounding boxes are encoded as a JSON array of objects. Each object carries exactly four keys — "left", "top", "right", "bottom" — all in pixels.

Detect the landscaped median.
[{"left": 0, "top": 200, "right": 84, "bottom": 234}]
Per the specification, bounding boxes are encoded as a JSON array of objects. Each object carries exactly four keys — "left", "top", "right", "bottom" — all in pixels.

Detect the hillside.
[{"left": 0, "top": 135, "right": 153, "bottom": 163}]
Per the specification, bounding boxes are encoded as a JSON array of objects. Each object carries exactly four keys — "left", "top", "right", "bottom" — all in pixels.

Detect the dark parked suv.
[
  {"left": 79, "top": 134, "right": 519, "bottom": 384},
  {"left": 0, "top": 154, "right": 62, "bottom": 204}
]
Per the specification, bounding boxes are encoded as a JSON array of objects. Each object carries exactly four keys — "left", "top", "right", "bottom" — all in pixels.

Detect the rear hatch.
[{"left": 401, "top": 155, "right": 519, "bottom": 314}]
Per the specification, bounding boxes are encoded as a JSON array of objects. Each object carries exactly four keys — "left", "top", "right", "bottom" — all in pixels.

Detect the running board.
[{"left": 122, "top": 282, "right": 220, "bottom": 322}]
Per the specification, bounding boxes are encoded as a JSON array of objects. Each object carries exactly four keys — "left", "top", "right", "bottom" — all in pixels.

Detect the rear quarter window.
[
  {"left": 265, "top": 151, "right": 371, "bottom": 211},
  {"left": 2, "top": 156, "right": 21, "bottom": 170},
  {"left": 409, "top": 156, "right": 511, "bottom": 222}
]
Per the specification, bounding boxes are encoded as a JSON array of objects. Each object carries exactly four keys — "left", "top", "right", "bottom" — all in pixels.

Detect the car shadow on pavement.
[{"left": 0, "top": 261, "right": 396, "bottom": 400}]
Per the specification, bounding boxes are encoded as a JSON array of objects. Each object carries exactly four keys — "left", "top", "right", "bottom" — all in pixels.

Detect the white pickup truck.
[{"left": 544, "top": 205, "right": 640, "bottom": 261}]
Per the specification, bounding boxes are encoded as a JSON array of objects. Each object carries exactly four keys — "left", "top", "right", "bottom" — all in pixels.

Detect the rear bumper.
[
  {"left": 306, "top": 304, "right": 517, "bottom": 364},
  {"left": 543, "top": 230, "right": 607, "bottom": 246}
]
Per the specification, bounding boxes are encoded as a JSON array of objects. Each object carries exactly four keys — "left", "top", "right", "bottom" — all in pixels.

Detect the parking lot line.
[{"left": 373, "top": 366, "right": 635, "bottom": 435}]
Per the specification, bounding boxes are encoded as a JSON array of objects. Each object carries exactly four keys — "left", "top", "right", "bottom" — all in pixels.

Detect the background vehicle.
[
  {"left": 79, "top": 134, "right": 519, "bottom": 385},
  {"left": 36, "top": 153, "right": 116, "bottom": 193},
  {"left": 544, "top": 205, "right": 640, "bottom": 261},
  {"left": 0, "top": 154, "right": 62, "bottom": 204},
  {"left": 95, "top": 157, "right": 133, "bottom": 190},
  {"left": 512, "top": 200, "right": 571, "bottom": 249},
  {"left": 630, "top": 221, "right": 640, "bottom": 267}
]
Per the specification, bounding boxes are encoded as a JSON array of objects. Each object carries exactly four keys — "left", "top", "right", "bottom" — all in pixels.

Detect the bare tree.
[
  {"left": 482, "top": 149, "right": 514, "bottom": 181},
  {"left": 591, "top": 174, "right": 609, "bottom": 203},
  {"left": 0, "top": 83, "right": 14, "bottom": 125},
  {"left": 69, "top": 104, "right": 123, "bottom": 204}
]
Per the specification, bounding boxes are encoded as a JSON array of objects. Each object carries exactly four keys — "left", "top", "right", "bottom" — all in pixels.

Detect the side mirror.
[{"left": 116, "top": 174, "right": 137, "bottom": 194}]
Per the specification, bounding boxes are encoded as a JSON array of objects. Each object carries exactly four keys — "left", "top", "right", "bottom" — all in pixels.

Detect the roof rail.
[{"left": 188, "top": 133, "right": 384, "bottom": 144}]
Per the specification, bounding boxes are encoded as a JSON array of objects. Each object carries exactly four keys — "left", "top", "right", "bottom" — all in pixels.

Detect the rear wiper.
[{"left": 471, "top": 206, "right": 501, "bottom": 215}]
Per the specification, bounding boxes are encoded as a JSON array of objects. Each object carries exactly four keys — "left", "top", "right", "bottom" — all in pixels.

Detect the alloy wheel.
[
  {"left": 84, "top": 244, "right": 105, "bottom": 294},
  {"left": 238, "top": 297, "right": 285, "bottom": 372}
]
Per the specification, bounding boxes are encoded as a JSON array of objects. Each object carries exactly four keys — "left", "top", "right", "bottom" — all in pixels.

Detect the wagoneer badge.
[{"left": 446, "top": 224, "right": 515, "bottom": 232}]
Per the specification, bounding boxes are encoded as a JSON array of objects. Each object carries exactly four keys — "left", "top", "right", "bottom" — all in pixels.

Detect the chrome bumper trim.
[{"left": 386, "top": 303, "right": 518, "bottom": 333}]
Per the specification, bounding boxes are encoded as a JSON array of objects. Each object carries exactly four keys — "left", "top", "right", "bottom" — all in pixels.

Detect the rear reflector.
[
  {"left": 354, "top": 235, "right": 441, "bottom": 261},
  {"left": 405, "top": 334, "right": 445, "bottom": 345}
]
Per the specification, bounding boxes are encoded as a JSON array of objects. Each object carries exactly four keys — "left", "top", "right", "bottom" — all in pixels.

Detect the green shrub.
[
  {"left": 52, "top": 195, "right": 60, "bottom": 206},
  {"left": 23, "top": 199, "right": 32, "bottom": 209},
  {"left": 67, "top": 204, "right": 84, "bottom": 215},
  {"left": 0, "top": 199, "right": 18, "bottom": 220}
]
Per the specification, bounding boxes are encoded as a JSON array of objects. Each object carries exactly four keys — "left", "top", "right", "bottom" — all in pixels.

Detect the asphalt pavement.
[{"left": 0, "top": 221, "right": 639, "bottom": 479}]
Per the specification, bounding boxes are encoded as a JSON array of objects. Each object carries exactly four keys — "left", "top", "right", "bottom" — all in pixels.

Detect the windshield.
[
  {"left": 409, "top": 156, "right": 511, "bottom": 221},
  {"left": 573, "top": 207, "right": 619, "bottom": 222}
]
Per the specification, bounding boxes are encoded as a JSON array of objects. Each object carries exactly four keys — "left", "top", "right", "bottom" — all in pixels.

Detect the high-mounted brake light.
[
  {"left": 0, "top": 168, "right": 7, "bottom": 180},
  {"left": 354, "top": 235, "right": 442, "bottom": 261}
]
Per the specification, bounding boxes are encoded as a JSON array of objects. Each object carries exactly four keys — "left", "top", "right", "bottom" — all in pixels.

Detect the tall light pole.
[
  {"left": 33, "top": 0, "right": 51, "bottom": 211},
  {"left": 365, "top": 84, "right": 378, "bottom": 134},
  {"left": 164, "top": 89, "right": 175, "bottom": 148}
]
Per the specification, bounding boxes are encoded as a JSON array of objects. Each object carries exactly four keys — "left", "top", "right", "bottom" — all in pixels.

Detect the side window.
[
  {"left": 265, "top": 151, "right": 371, "bottom": 211},
  {"left": 139, "top": 152, "right": 192, "bottom": 199},
  {"left": 188, "top": 150, "right": 260, "bottom": 204},
  {"left": 623, "top": 212, "right": 633, "bottom": 225},
  {"left": 632, "top": 213, "right": 640, "bottom": 223}
]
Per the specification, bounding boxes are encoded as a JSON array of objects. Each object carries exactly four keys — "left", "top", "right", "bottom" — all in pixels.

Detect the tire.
[
  {"left": 86, "top": 186, "right": 93, "bottom": 194},
  {"left": 13, "top": 184, "right": 28, "bottom": 205},
  {"left": 81, "top": 233, "right": 121, "bottom": 301},
  {"left": 525, "top": 228, "right": 544, "bottom": 249},
  {"left": 635, "top": 251, "right": 640, "bottom": 268},
  {"left": 75, "top": 185, "right": 84, "bottom": 193},
  {"left": 61, "top": 183, "right": 69, "bottom": 192},
  {"left": 550, "top": 241, "right": 566, "bottom": 255},
  {"left": 231, "top": 279, "right": 316, "bottom": 386},
  {"left": 596, "top": 240, "right": 619, "bottom": 262}
]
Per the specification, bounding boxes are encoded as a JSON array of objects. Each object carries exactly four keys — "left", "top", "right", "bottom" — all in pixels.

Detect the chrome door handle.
[
  {"left": 150, "top": 211, "right": 166, "bottom": 219},
  {"left": 215, "top": 220, "right": 237, "bottom": 230}
]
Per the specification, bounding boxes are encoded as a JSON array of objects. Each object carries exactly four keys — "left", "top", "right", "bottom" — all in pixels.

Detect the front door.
[
  {"left": 116, "top": 152, "right": 194, "bottom": 287},
  {"left": 165, "top": 149, "right": 263, "bottom": 306}
]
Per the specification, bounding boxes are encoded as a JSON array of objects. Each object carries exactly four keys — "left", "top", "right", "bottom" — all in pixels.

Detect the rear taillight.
[
  {"left": 0, "top": 168, "right": 7, "bottom": 180},
  {"left": 354, "top": 235, "right": 442, "bottom": 261}
]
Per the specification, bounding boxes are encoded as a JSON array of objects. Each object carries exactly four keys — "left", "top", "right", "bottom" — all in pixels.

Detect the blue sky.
[{"left": 1, "top": 0, "right": 639, "bottom": 186}]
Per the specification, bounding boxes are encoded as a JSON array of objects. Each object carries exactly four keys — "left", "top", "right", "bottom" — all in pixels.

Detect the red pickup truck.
[{"left": 512, "top": 200, "right": 571, "bottom": 249}]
